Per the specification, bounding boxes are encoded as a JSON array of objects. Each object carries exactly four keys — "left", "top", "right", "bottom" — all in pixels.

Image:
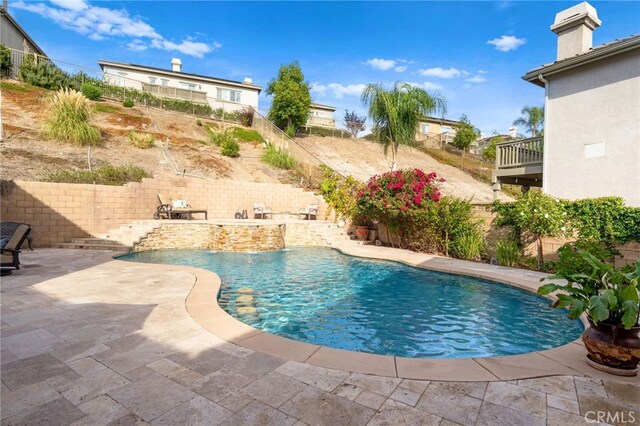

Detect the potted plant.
[
  {"left": 354, "top": 216, "right": 371, "bottom": 241},
  {"left": 538, "top": 250, "right": 640, "bottom": 375}
]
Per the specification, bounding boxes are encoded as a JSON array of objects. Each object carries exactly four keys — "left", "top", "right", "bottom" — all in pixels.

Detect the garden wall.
[{"left": 0, "top": 178, "right": 326, "bottom": 247}]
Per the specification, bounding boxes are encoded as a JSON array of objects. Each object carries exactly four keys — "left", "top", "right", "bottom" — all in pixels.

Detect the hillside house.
[
  {"left": 307, "top": 103, "right": 337, "bottom": 128},
  {"left": 0, "top": 3, "right": 46, "bottom": 57},
  {"left": 416, "top": 116, "right": 460, "bottom": 147},
  {"left": 493, "top": 2, "right": 640, "bottom": 206},
  {"left": 98, "top": 59, "right": 261, "bottom": 113}
]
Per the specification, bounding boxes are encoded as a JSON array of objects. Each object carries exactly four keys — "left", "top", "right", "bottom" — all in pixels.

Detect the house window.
[
  {"left": 216, "top": 88, "right": 241, "bottom": 103},
  {"left": 180, "top": 82, "right": 197, "bottom": 91},
  {"left": 148, "top": 77, "right": 157, "bottom": 84},
  {"left": 420, "top": 123, "right": 430, "bottom": 134},
  {"left": 441, "top": 126, "right": 452, "bottom": 134}
]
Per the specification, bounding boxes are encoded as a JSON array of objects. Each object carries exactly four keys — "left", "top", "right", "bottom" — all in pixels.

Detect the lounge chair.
[
  {"left": 253, "top": 203, "right": 273, "bottom": 219},
  {"left": 1, "top": 223, "right": 32, "bottom": 275},
  {"left": 298, "top": 204, "right": 319, "bottom": 220},
  {"left": 154, "top": 194, "right": 208, "bottom": 220}
]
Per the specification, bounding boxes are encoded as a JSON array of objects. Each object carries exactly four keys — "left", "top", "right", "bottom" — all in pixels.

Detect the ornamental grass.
[{"left": 44, "top": 88, "right": 101, "bottom": 146}]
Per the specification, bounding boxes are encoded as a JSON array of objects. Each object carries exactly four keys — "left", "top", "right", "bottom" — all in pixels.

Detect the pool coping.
[{"left": 112, "top": 242, "right": 618, "bottom": 382}]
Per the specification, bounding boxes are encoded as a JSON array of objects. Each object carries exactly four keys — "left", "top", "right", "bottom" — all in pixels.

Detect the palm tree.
[
  {"left": 513, "top": 106, "right": 544, "bottom": 137},
  {"left": 361, "top": 82, "right": 446, "bottom": 170}
]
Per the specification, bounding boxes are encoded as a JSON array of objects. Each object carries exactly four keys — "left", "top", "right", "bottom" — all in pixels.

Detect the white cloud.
[
  {"left": 478, "top": 69, "right": 488, "bottom": 74},
  {"left": 12, "top": 0, "right": 217, "bottom": 58},
  {"left": 487, "top": 35, "right": 527, "bottom": 52},
  {"left": 422, "top": 81, "right": 444, "bottom": 91},
  {"left": 311, "top": 83, "right": 366, "bottom": 99},
  {"left": 365, "top": 58, "right": 397, "bottom": 71},
  {"left": 466, "top": 75, "right": 487, "bottom": 84},
  {"left": 394, "top": 65, "right": 407, "bottom": 73},
  {"left": 418, "top": 67, "right": 462, "bottom": 79}
]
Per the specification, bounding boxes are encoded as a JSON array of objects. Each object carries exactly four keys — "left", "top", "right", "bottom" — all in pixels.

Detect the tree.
[
  {"left": 452, "top": 114, "right": 479, "bottom": 152},
  {"left": 482, "top": 133, "right": 504, "bottom": 161},
  {"left": 266, "top": 62, "right": 311, "bottom": 135},
  {"left": 362, "top": 82, "right": 446, "bottom": 170},
  {"left": 513, "top": 106, "right": 544, "bottom": 137},
  {"left": 343, "top": 110, "right": 367, "bottom": 138},
  {"left": 0, "top": 44, "right": 12, "bottom": 75}
]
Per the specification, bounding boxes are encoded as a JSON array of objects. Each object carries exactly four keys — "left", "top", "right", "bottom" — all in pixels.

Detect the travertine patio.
[{"left": 1, "top": 249, "right": 638, "bottom": 425}]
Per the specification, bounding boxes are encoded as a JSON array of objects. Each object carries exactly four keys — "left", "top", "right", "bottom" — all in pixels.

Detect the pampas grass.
[{"left": 45, "top": 88, "right": 101, "bottom": 146}]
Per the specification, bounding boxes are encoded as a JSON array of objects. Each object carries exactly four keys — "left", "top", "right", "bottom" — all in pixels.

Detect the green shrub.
[
  {"left": 0, "top": 44, "right": 12, "bottom": 75},
  {"left": 19, "top": 55, "right": 70, "bottom": 90},
  {"left": 93, "top": 103, "right": 119, "bottom": 113},
  {"left": 232, "top": 127, "right": 265, "bottom": 143},
  {"left": 238, "top": 107, "right": 254, "bottom": 127},
  {"left": 208, "top": 128, "right": 233, "bottom": 146},
  {"left": 556, "top": 239, "right": 618, "bottom": 272},
  {"left": 285, "top": 125, "right": 296, "bottom": 138},
  {"left": 221, "top": 139, "right": 240, "bottom": 157},
  {"left": 128, "top": 131, "right": 155, "bottom": 149},
  {"left": 44, "top": 88, "right": 101, "bottom": 146},
  {"left": 81, "top": 83, "right": 102, "bottom": 101},
  {"left": 450, "top": 230, "right": 485, "bottom": 261},
  {"left": 123, "top": 99, "right": 134, "bottom": 108},
  {"left": 496, "top": 238, "right": 521, "bottom": 267},
  {"left": 261, "top": 144, "right": 296, "bottom": 169},
  {"left": 196, "top": 119, "right": 202, "bottom": 126},
  {"left": 300, "top": 126, "right": 351, "bottom": 139},
  {"left": 43, "top": 164, "right": 149, "bottom": 186}
]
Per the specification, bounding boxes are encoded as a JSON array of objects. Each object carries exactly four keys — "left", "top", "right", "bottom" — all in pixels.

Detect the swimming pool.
[{"left": 120, "top": 247, "right": 583, "bottom": 358}]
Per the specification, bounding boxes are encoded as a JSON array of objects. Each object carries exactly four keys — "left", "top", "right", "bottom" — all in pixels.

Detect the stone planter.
[
  {"left": 355, "top": 226, "right": 369, "bottom": 241},
  {"left": 582, "top": 317, "right": 640, "bottom": 376}
]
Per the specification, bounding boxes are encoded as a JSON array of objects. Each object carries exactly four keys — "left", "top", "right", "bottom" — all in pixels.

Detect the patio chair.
[
  {"left": 253, "top": 203, "right": 273, "bottom": 219},
  {"left": 1, "top": 223, "right": 32, "bottom": 275},
  {"left": 1, "top": 221, "right": 33, "bottom": 250},
  {"left": 298, "top": 204, "right": 319, "bottom": 220},
  {"left": 154, "top": 194, "right": 208, "bottom": 220}
]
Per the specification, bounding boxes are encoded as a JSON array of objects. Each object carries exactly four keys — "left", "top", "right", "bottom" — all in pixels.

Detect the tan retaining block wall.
[
  {"left": 134, "top": 223, "right": 285, "bottom": 252},
  {"left": 283, "top": 223, "right": 328, "bottom": 247},
  {"left": 0, "top": 178, "right": 326, "bottom": 247}
]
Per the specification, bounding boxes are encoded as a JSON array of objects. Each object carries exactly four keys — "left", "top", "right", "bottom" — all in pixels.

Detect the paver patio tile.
[
  {"left": 146, "top": 358, "right": 203, "bottom": 386},
  {"left": 476, "top": 400, "right": 545, "bottom": 426},
  {"left": 389, "top": 386, "right": 421, "bottom": 407},
  {"left": 0, "top": 328, "right": 65, "bottom": 359},
  {"left": 230, "top": 351, "right": 287, "bottom": 381},
  {"left": 332, "top": 383, "right": 363, "bottom": 401},
  {"left": 57, "top": 357, "right": 131, "bottom": 405},
  {"left": 72, "top": 395, "right": 131, "bottom": 426},
  {"left": 483, "top": 381, "right": 546, "bottom": 418},
  {"left": 276, "top": 362, "right": 349, "bottom": 392},
  {"left": 280, "top": 385, "right": 376, "bottom": 426},
  {"left": 103, "top": 412, "right": 146, "bottom": 425},
  {"left": 1, "top": 397, "right": 85, "bottom": 426},
  {"left": 428, "top": 381, "right": 487, "bottom": 399},
  {"left": 577, "top": 391, "right": 640, "bottom": 417},
  {"left": 121, "top": 366, "right": 155, "bottom": 381},
  {"left": 93, "top": 343, "right": 177, "bottom": 375},
  {"left": 0, "top": 381, "right": 60, "bottom": 420},
  {"left": 1, "top": 353, "right": 73, "bottom": 390},
  {"left": 574, "top": 376, "right": 608, "bottom": 398},
  {"left": 517, "top": 376, "right": 577, "bottom": 400},
  {"left": 0, "top": 348, "right": 19, "bottom": 365},
  {"left": 398, "top": 379, "right": 430, "bottom": 394},
  {"left": 366, "top": 399, "right": 441, "bottom": 426},
  {"left": 150, "top": 395, "right": 233, "bottom": 425},
  {"left": 475, "top": 353, "right": 579, "bottom": 380},
  {"left": 52, "top": 340, "right": 111, "bottom": 363},
  {"left": 240, "top": 371, "right": 306, "bottom": 408},
  {"left": 107, "top": 372, "right": 196, "bottom": 422},
  {"left": 217, "top": 392, "right": 255, "bottom": 413},
  {"left": 220, "top": 400, "right": 297, "bottom": 426},
  {"left": 547, "top": 394, "right": 581, "bottom": 415},
  {"left": 191, "top": 369, "right": 253, "bottom": 402},
  {"left": 168, "top": 347, "right": 238, "bottom": 376},
  {"left": 546, "top": 407, "right": 610, "bottom": 426},
  {"left": 344, "top": 373, "right": 401, "bottom": 397},
  {"left": 354, "top": 390, "right": 386, "bottom": 410},
  {"left": 602, "top": 381, "right": 640, "bottom": 409},
  {"left": 415, "top": 382, "right": 482, "bottom": 425}
]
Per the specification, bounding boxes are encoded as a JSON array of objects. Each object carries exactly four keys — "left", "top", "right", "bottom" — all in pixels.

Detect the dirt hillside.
[{"left": 296, "top": 135, "right": 511, "bottom": 203}]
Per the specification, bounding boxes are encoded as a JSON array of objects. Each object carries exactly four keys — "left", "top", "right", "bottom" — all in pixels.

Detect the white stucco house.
[
  {"left": 98, "top": 58, "right": 261, "bottom": 112},
  {"left": 493, "top": 2, "right": 640, "bottom": 206},
  {"left": 307, "top": 103, "right": 336, "bottom": 128}
]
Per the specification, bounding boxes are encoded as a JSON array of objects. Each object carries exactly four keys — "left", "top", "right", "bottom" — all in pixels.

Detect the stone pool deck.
[{"left": 1, "top": 248, "right": 638, "bottom": 425}]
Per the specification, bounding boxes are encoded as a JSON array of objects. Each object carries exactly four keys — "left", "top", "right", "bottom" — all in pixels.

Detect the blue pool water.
[{"left": 120, "top": 247, "right": 583, "bottom": 358}]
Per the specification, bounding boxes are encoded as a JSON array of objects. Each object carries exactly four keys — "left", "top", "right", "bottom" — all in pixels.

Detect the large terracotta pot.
[
  {"left": 582, "top": 317, "right": 640, "bottom": 371},
  {"left": 355, "top": 226, "right": 369, "bottom": 241}
]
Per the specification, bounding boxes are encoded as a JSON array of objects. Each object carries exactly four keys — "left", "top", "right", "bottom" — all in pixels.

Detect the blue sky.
[{"left": 9, "top": 0, "right": 640, "bottom": 135}]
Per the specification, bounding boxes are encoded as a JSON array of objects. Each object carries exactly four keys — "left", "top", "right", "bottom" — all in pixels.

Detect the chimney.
[
  {"left": 171, "top": 58, "right": 182, "bottom": 72},
  {"left": 508, "top": 126, "right": 517, "bottom": 138},
  {"left": 551, "top": 2, "right": 601, "bottom": 61},
  {"left": 243, "top": 77, "right": 253, "bottom": 85},
  {"left": 3, "top": 0, "right": 7, "bottom": 11}
]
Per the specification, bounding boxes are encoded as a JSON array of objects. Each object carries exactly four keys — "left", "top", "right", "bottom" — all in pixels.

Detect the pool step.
[{"left": 55, "top": 238, "right": 131, "bottom": 251}]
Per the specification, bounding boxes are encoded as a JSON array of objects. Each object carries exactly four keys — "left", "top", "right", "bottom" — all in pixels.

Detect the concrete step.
[{"left": 55, "top": 242, "right": 131, "bottom": 251}]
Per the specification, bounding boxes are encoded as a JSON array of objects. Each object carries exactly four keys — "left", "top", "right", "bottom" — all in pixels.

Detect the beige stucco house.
[
  {"left": 416, "top": 116, "right": 460, "bottom": 146},
  {"left": 98, "top": 59, "right": 261, "bottom": 112},
  {"left": 522, "top": 2, "right": 640, "bottom": 206},
  {"left": 307, "top": 103, "right": 336, "bottom": 128}
]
